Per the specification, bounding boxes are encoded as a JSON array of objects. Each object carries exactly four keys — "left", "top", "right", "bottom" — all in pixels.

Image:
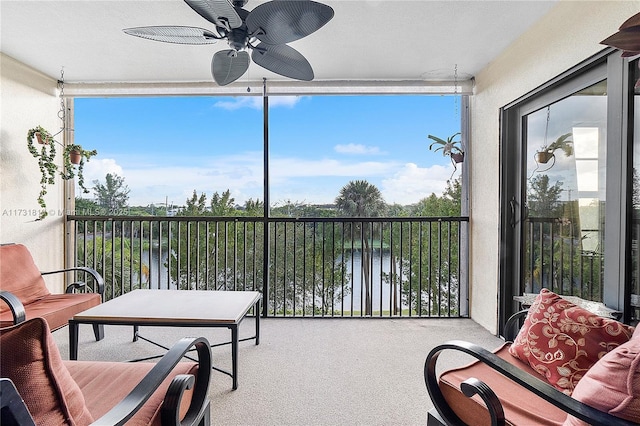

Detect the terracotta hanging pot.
[
  {"left": 69, "top": 150, "right": 82, "bottom": 165},
  {"left": 35, "top": 132, "right": 50, "bottom": 145},
  {"left": 451, "top": 152, "right": 464, "bottom": 164},
  {"left": 536, "top": 151, "right": 554, "bottom": 164}
]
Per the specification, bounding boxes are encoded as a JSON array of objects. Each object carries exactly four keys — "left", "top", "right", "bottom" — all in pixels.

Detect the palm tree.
[{"left": 335, "top": 180, "right": 386, "bottom": 315}]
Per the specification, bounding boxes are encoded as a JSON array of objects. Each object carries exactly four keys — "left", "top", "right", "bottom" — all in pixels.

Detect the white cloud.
[
  {"left": 270, "top": 157, "right": 396, "bottom": 181},
  {"left": 269, "top": 96, "right": 304, "bottom": 108},
  {"left": 334, "top": 143, "right": 382, "bottom": 155},
  {"left": 78, "top": 154, "right": 457, "bottom": 208},
  {"left": 80, "top": 158, "right": 124, "bottom": 188},
  {"left": 214, "top": 96, "right": 303, "bottom": 111},
  {"left": 381, "top": 163, "right": 459, "bottom": 205},
  {"left": 214, "top": 97, "right": 262, "bottom": 110}
]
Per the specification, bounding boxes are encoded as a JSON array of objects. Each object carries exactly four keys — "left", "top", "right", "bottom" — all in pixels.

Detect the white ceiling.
[{"left": 0, "top": 0, "right": 558, "bottom": 88}]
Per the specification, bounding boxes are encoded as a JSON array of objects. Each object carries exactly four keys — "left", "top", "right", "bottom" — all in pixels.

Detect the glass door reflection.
[{"left": 523, "top": 80, "right": 607, "bottom": 300}]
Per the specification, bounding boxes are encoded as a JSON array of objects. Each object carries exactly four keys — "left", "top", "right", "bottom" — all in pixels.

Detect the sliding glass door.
[
  {"left": 523, "top": 81, "right": 607, "bottom": 299},
  {"left": 630, "top": 59, "right": 640, "bottom": 324},
  {"left": 499, "top": 51, "right": 635, "bottom": 332}
]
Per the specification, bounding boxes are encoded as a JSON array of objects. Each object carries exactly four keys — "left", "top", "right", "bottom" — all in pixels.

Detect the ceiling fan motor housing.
[{"left": 228, "top": 26, "right": 248, "bottom": 50}]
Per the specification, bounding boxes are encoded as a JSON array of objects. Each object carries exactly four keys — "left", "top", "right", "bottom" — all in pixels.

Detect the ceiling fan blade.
[
  {"left": 251, "top": 43, "right": 313, "bottom": 81},
  {"left": 123, "top": 26, "right": 218, "bottom": 44},
  {"left": 619, "top": 11, "right": 640, "bottom": 31},
  {"left": 185, "top": 0, "right": 242, "bottom": 30},
  {"left": 246, "top": 1, "right": 334, "bottom": 45},
  {"left": 212, "top": 50, "right": 250, "bottom": 85},
  {"left": 601, "top": 28, "right": 640, "bottom": 53}
]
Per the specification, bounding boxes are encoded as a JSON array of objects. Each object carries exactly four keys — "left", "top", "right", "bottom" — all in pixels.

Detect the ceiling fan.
[{"left": 123, "top": 0, "right": 334, "bottom": 86}]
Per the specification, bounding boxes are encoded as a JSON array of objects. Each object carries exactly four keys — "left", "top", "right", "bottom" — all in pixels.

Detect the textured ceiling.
[{"left": 0, "top": 0, "right": 558, "bottom": 86}]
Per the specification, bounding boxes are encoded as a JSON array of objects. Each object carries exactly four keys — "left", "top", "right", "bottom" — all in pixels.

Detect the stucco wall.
[
  {"left": 0, "top": 53, "right": 66, "bottom": 292},
  {"left": 470, "top": 1, "right": 640, "bottom": 334}
]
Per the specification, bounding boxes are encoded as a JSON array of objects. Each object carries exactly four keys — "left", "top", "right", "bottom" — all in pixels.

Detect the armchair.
[
  {"left": 0, "top": 315, "right": 211, "bottom": 426},
  {"left": 0, "top": 243, "right": 104, "bottom": 340},
  {"left": 425, "top": 289, "right": 640, "bottom": 426}
]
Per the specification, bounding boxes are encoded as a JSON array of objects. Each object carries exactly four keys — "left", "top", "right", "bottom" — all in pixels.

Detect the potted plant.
[
  {"left": 535, "top": 132, "right": 572, "bottom": 164},
  {"left": 428, "top": 132, "right": 464, "bottom": 163},
  {"left": 27, "top": 126, "right": 97, "bottom": 219},
  {"left": 62, "top": 144, "right": 97, "bottom": 194},
  {"left": 27, "top": 126, "right": 58, "bottom": 218}
]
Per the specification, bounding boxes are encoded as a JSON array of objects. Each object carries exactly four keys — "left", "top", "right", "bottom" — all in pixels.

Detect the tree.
[
  {"left": 76, "top": 236, "right": 148, "bottom": 300},
  {"left": 210, "top": 190, "right": 235, "bottom": 216},
  {"left": 413, "top": 179, "right": 461, "bottom": 217},
  {"left": 243, "top": 198, "right": 264, "bottom": 216},
  {"left": 383, "top": 177, "right": 463, "bottom": 316},
  {"left": 527, "top": 174, "right": 563, "bottom": 217},
  {"left": 335, "top": 180, "right": 386, "bottom": 315},
  {"left": 93, "top": 173, "right": 130, "bottom": 212},
  {"left": 181, "top": 190, "right": 207, "bottom": 216},
  {"left": 272, "top": 199, "right": 306, "bottom": 218},
  {"left": 74, "top": 197, "right": 99, "bottom": 215}
]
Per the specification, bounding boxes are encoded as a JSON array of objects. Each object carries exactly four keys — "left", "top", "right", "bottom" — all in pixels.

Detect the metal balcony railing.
[
  {"left": 67, "top": 215, "right": 469, "bottom": 318},
  {"left": 523, "top": 217, "right": 603, "bottom": 301}
]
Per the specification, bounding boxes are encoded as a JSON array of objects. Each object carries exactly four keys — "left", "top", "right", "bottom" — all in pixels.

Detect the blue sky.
[{"left": 75, "top": 95, "right": 461, "bottom": 208}]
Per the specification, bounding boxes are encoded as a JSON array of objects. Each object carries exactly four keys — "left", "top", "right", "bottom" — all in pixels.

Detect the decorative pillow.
[
  {"left": 509, "top": 288, "right": 634, "bottom": 395},
  {"left": 563, "top": 328, "right": 640, "bottom": 425},
  {"left": 0, "top": 317, "right": 94, "bottom": 425}
]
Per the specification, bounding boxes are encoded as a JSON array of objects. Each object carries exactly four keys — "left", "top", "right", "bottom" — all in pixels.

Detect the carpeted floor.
[{"left": 53, "top": 317, "right": 504, "bottom": 426}]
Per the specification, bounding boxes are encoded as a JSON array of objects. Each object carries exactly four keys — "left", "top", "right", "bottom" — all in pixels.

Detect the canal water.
[{"left": 140, "top": 248, "right": 407, "bottom": 312}]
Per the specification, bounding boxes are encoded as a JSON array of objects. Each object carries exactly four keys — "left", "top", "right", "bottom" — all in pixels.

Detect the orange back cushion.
[
  {"left": 0, "top": 317, "right": 94, "bottom": 425},
  {"left": 0, "top": 244, "right": 50, "bottom": 312}
]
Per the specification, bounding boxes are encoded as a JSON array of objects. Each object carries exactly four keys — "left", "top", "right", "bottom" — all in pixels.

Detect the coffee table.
[{"left": 69, "top": 289, "right": 261, "bottom": 390}]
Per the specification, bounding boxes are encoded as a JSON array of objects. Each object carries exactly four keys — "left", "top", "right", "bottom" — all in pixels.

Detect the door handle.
[{"left": 509, "top": 197, "right": 518, "bottom": 228}]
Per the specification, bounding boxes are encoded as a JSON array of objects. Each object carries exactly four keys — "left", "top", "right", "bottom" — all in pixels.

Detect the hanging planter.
[
  {"left": 451, "top": 152, "right": 465, "bottom": 164},
  {"left": 535, "top": 132, "right": 572, "bottom": 167},
  {"left": 69, "top": 149, "right": 82, "bottom": 165},
  {"left": 27, "top": 127, "right": 97, "bottom": 220},
  {"left": 35, "top": 131, "right": 52, "bottom": 145},
  {"left": 428, "top": 133, "right": 464, "bottom": 163},
  {"left": 428, "top": 132, "right": 464, "bottom": 179},
  {"left": 62, "top": 144, "right": 98, "bottom": 195},
  {"left": 27, "top": 126, "right": 58, "bottom": 218},
  {"left": 535, "top": 151, "right": 554, "bottom": 164}
]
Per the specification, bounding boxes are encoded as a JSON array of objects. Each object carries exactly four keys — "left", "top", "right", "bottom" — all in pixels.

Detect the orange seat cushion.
[
  {"left": 66, "top": 360, "right": 198, "bottom": 426},
  {"left": 0, "top": 293, "right": 101, "bottom": 330},
  {"left": 438, "top": 343, "right": 569, "bottom": 426}
]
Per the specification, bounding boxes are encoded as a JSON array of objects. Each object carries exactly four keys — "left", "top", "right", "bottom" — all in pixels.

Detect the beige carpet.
[{"left": 53, "top": 317, "right": 504, "bottom": 426}]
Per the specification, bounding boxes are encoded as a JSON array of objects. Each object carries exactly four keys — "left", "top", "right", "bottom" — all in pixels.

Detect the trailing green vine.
[
  {"left": 27, "top": 126, "right": 58, "bottom": 219},
  {"left": 61, "top": 144, "right": 97, "bottom": 193},
  {"left": 27, "top": 126, "right": 97, "bottom": 220}
]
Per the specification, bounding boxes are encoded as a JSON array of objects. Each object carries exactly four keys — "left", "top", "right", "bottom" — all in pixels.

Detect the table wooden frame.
[{"left": 69, "top": 289, "right": 261, "bottom": 390}]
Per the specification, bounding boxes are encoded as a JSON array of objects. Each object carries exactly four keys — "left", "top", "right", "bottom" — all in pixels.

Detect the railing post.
[{"left": 262, "top": 79, "right": 270, "bottom": 318}]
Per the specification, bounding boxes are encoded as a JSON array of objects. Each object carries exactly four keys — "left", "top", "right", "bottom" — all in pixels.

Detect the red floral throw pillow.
[{"left": 508, "top": 288, "right": 634, "bottom": 395}]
